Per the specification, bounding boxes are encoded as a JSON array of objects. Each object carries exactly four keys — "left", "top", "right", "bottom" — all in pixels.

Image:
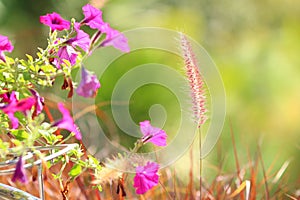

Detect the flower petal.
[
  {"left": 133, "top": 162, "right": 159, "bottom": 194},
  {"left": 140, "top": 120, "right": 167, "bottom": 146},
  {"left": 100, "top": 27, "right": 130, "bottom": 53},
  {"left": 82, "top": 4, "right": 104, "bottom": 30},
  {"left": 76, "top": 67, "right": 101, "bottom": 98},
  {"left": 40, "top": 12, "right": 70, "bottom": 31},
  {"left": 68, "top": 23, "right": 91, "bottom": 52},
  {"left": 12, "top": 156, "right": 28, "bottom": 183},
  {"left": 53, "top": 103, "right": 82, "bottom": 140},
  {"left": 54, "top": 46, "right": 78, "bottom": 69},
  {"left": 0, "top": 35, "right": 14, "bottom": 62}
]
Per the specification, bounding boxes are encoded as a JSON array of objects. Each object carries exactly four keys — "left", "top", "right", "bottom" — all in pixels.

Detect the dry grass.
[
  {"left": 0, "top": 132, "right": 299, "bottom": 200},
  {"left": 0, "top": 100, "right": 299, "bottom": 199}
]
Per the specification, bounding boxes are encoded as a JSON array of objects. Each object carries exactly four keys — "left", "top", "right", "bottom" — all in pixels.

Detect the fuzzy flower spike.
[{"left": 180, "top": 33, "right": 207, "bottom": 127}]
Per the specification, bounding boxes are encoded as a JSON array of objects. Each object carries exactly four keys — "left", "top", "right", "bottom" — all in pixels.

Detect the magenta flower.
[
  {"left": 76, "top": 67, "right": 101, "bottom": 98},
  {"left": 12, "top": 156, "right": 28, "bottom": 183},
  {"left": 81, "top": 4, "right": 129, "bottom": 52},
  {"left": 0, "top": 35, "right": 14, "bottom": 62},
  {"left": 67, "top": 23, "right": 91, "bottom": 52},
  {"left": 82, "top": 4, "right": 104, "bottom": 30},
  {"left": 29, "top": 89, "right": 44, "bottom": 117},
  {"left": 0, "top": 91, "right": 36, "bottom": 129},
  {"left": 40, "top": 12, "right": 70, "bottom": 31},
  {"left": 100, "top": 25, "right": 130, "bottom": 53},
  {"left": 139, "top": 120, "right": 167, "bottom": 147},
  {"left": 133, "top": 162, "right": 159, "bottom": 195},
  {"left": 53, "top": 103, "right": 82, "bottom": 140},
  {"left": 0, "top": 92, "right": 10, "bottom": 103},
  {"left": 53, "top": 45, "right": 78, "bottom": 69}
]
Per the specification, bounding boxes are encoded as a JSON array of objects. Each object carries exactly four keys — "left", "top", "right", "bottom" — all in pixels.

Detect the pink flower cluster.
[
  {"left": 40, "top": 4, "right": 129, "bottom": 54},
  {"left": 0, "top": 90, "right": 80, "bottom": 140},
  {"left": 0, "top": 91, "right": 37, "bottom": 129},
  {"left": 132, "top": 121, "right": 167, "bottom": 194},
  {"left": 1, "top": 5, "right": 170, "bottom": 196},
  {"left": 81, "top": 4, "right": 130, "bottom": 52},
  {"left": 39, "top": 4, "right": 130, "bottom": 98},
  {"left": 0, "top": 90, "right": 81, "bottom": 183}
]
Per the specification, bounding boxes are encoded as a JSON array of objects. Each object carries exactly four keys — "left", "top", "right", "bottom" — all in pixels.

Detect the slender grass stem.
[
  {"left": 159, "top": 180, "right": 174, "bottom": 200},
  {"left": 257, "top": 145, "right": 270, "bottom": 199},
  {"left": 199, "top": 127, "right": 202, "bottom": 200}
]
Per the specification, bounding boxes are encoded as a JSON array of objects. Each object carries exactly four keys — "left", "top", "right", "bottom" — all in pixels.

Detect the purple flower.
[
  {"left": 0, "top": 35, "right": 14, "bottom": 62},
  {"left": 82, "top": 4, "right": 104, "bottom": 30},
  {"left": 40, "top": 12, "right": 70, "bottom": 31},
  {"left": 133, "top": 162, "right": 159, "bottom": 195},
  {"left": 140, "top": 120, "right": 167, "bottom": 147},
  {"left": 80, "top": 4, "right": 129, "bottom": 52},
  {"left": 12, "top": 156, "right": 28, "bottom": 183},
  {"left": 53, "top": 103, "right": 82, "bottom": 140},
  {"left": 67, "top": 23, "right": 91, "bottom": 52},
  {"left": 0, "top": 91, "right": 36, "bottom": 129},
  {"left": 76, "top": 67, "right": 101, "bottom": 98},
  {"left": 100, "top": 25, "right": 130, "bottom": 53},
  {"left": 53, "top": 45, "right": 78, "bottom": 69},
  {"left": 29, "top": 89, "right": 44, "bottom": 117}
]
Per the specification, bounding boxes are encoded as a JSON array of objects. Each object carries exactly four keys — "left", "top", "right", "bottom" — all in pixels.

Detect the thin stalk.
[
  {"left": 159, "top": 180, "right": 174, "bottom": 200},
  {"left": 229, "top": 119, "right": 245, "bottom": 200},
  {"left": 257, "top": 145, "right": 270, "bottom": 199},
  {"left": 199, "top": 127, "right": 202, "bottom": 200},
  {"left": 229, "top": 119, "right": 242, "bottom": 182},
  {"left": 79, "top": 140, "right": 101, "bottom": 200}
]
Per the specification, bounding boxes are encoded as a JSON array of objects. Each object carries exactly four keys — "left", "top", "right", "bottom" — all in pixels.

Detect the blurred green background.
[{"left": 0, "top": 0, "right": 299, "bottom": 193}]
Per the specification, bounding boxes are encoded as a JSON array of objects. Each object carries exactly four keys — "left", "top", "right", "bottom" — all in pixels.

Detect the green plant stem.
[{"left": 58, "top": 132, "right": 75, "bottom": 145}]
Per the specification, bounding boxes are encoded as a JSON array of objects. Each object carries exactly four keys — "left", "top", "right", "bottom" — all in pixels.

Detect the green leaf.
[
  {"left": 88, "top": 155, "right": 102, "bottom": 170},
  {"left": 38, "top": 122, "right": 60, "bottom": 144},
  {"left": 41, "top": 65, "right": 57, "bottom": 73},
  {"left": 11, "top": 130, "right": 29, "bottom": 141},
  {"left": 69, "top": 164, "right": 82, "bottom": 178},
  {"left": 52, "top": 173, "right": 61, "bottom": 180},
  {"left": 11, "top": 139, "right": 22, "bottom": 146},
  {"left": 0, "top": 139, "right": 9, "bottom": 159},
  {"left": 26, "top": 54, "right": 33, "bottom": 62},
  {"left": 92, "top": 185, "right": 102, "bottom": 192}
]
